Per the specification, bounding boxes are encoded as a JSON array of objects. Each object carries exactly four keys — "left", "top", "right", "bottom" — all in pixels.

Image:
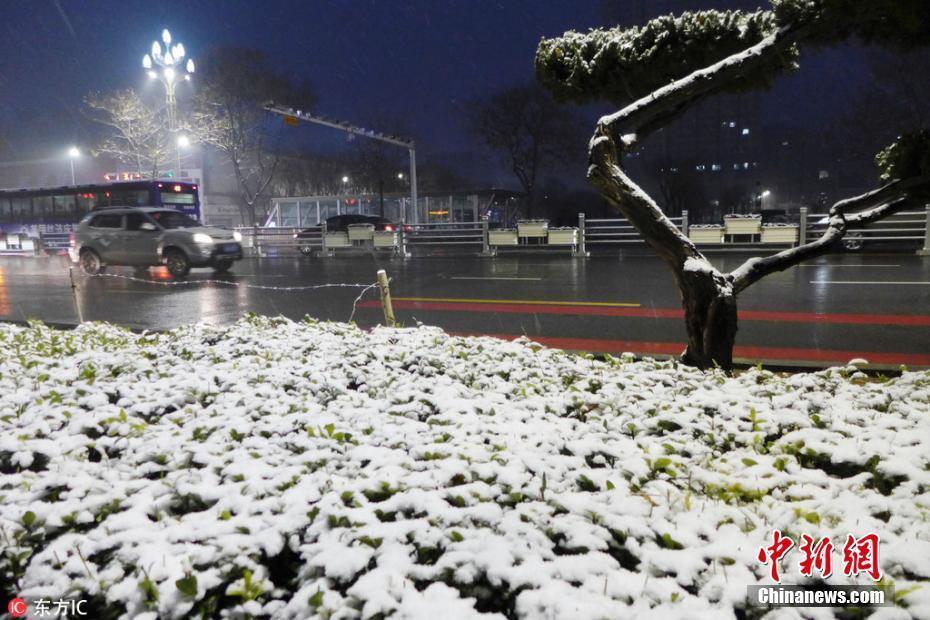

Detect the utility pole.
[{"left": 263, "top": 103, "right": 419, "bottom": 224}]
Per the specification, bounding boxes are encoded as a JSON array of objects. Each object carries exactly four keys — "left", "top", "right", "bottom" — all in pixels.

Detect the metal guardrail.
[
  {"left": 41, "top": 232, "right": 71, "bottom": 251},
  {"left": 586, "top": 215, "right": 686, "bottom": 245},
  {"left": 4, "top": 206, "right": 927, "bottom": 260},
  {"left": 404, "top": 222, "right": 485, "bottom": 247},
  {"left": 232, "top": 207, "right": 929, "bottom": 257},
  {"left": 804, "top": 209, "right": 928, "bottom": 244}
]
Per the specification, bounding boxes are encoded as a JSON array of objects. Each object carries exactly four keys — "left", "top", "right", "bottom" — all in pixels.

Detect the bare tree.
[
  {"left": 272, "top": 152, "right": 347, "bottom": 197},
  {"left": 192, "top": 48, "right": 314, "bottom": 225},
  {"left": 537, "top": 2, "right": 930, "bottom": 368},
  {"left": 85, "top": 89, "right": 172, "bottom": 178},
  {"left": 469, "top": 83, "right": 584, "bottom": 218},
  {"left": 645, "top": 156, "right": 708, "bottom": 219},
  {"left": 349, "top": 131, "right": 407, "bottom": 217}
]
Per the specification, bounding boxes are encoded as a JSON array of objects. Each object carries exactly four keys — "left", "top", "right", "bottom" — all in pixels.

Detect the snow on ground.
[{"left": 0, "top": 317, "right": 928, "bottom": 619}]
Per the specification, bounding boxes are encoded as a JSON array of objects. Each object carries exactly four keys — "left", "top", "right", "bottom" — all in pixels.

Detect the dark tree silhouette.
[
  {"left": 192, "top": 48, "right": 314, "bottom": 225},
  {"left": 468, "top": 83, "right": 584, "bottom": 218}
]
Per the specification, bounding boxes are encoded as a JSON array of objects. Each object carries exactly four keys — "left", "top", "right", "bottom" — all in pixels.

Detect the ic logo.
[{"left": 8, "top": 598, "right": 27, "bottom": 617}]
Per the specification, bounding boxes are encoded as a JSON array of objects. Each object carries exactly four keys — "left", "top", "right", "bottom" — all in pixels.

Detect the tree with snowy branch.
[
  {"left": 537, "top": 0, "right": 930, "bottom": 369},
  {"left": 85, "top": 89, "right": 173, "bottom": 178}
]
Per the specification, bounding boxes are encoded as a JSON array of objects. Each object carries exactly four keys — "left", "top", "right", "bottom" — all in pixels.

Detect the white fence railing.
[
  {"left": 4, "top": 206, "right": 928, "bottom": 258},
  {"left": 231, "top": 206, "right": 930, "bottom": 257},
  {"left": 804, "top": 208, "right": 929, "bottom": 245}
]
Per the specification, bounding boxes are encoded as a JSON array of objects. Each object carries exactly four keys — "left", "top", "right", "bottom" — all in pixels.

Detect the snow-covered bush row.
[{"left": 1, "top": 317, "right": 928, "bottom": 619}]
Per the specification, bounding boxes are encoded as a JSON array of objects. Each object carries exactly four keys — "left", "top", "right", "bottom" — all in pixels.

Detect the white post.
[
  {"left": 321, "top": 219, "right": 330, "bottom": 258},
  {"left": 577, "top": 212, "right": 589, "bottom": 257},
  {"left": 409, "top": 146, "right": 418, "bottom": 225},
  {"left": 481, "top": 220, "right": 492, "bottom": 256},
  {"left": 681, "top": 209, "right": 689, "bottom": 238},
  {"left": 920, "top": 204, "right": 930, "bottom": 255},
  {"left": 69, "top": 159, "right": 75, "bottom": 185},
  {"left": 799, "top": 207, "right": 808, "bottom": 247}
]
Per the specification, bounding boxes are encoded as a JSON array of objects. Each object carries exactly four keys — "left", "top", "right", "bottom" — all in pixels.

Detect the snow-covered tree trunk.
[{"left": 588, "top": 129, "right": 739, "bottom": 368}]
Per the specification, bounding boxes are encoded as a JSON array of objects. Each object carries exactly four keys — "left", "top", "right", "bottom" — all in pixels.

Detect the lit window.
[
  {"left": 729, "top": 122, "right": 736, "bottom": 128},
  {"left": 742, "top": 128, "right": 750, "bottom": 135},
  {"left": 744, "top": 163, "right": 750, "bottom": 169},
  {"left": 711, "top": 164, "right": 721, "bottom": 171}
]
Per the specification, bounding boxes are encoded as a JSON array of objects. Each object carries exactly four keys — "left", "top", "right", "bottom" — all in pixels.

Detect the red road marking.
[
  {"left": 448, "top": 332, "right": 930, "bottom": 366},
  {"left": 358, "top": 299, "right": 930, "bottom": 326}
]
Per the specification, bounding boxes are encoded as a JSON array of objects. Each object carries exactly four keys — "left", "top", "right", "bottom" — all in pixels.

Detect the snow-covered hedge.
[{"left": 1, "top": 317, "right": 928, "bottom": 619}]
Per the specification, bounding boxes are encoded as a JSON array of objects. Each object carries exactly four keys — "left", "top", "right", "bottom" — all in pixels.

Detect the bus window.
[
  {"left": 158, "top": 183, "right": 197, "bottom": 207},
  {"left": 110, "top": 189, "right": 150, "bottom": 207},
  {"left": 160, "top": 192, "right": 196, "bottom": 206},
  {"left": 33, "top": 195, "right": 52, "bottom": 219},
  {"left": 11, "top": 196, "right": 31, "bottom": 218},
  {"left": 77, "top": 193, "right": 100, "bottom": 213},
  {"left": 53, "top": 194, "right": 76, "bottom": 218}
]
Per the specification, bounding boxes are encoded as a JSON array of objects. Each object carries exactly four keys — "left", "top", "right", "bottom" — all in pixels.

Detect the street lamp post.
[
  {"left": 143, "top": 29, "right": 194, "bottom": 131},
  {"left": 67, "top": 147, "right": 80, "bottom": 185},
  {"left": 176, "top": 134, "right": 190, "bottom": 173}
]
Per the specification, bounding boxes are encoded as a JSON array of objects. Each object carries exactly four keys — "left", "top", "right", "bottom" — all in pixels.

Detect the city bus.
[{"left": 0, "top": 180, "right": 201, "bottom": 238}]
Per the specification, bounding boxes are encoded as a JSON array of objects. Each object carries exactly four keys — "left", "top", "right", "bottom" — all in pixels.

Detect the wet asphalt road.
[{"left": 0, "top": 252, "right": 928, "bottom": 368}]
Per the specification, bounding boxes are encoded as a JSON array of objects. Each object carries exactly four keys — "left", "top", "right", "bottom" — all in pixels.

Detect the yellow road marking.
[{"left": 392, "top": 296, "right": 641, "bottom": 308}]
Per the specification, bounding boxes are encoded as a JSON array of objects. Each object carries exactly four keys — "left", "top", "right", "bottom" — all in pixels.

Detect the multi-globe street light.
[
  {"left": 142, "top": 29, "right": 194, "bottom": 130},
  {"left": 67, "top": 147, "right": 80, "bottom": 185}
]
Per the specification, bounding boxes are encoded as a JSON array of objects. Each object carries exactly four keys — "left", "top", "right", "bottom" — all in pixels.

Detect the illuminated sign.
[{"left": 103, "top": 172, "right": 144, "bottom": 182}]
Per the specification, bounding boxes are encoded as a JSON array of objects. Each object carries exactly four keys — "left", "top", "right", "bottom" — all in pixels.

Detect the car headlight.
[
  {"left": 233, "top": 231, "right": 242, "bottom": 242},
  {"left": 193, "top": 233, "right": 214, "bottom": 244}
]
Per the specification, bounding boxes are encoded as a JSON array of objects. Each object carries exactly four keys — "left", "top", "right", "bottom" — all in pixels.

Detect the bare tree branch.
[{"left": 730, "top": 176, "right": 929, "bottom": 293}]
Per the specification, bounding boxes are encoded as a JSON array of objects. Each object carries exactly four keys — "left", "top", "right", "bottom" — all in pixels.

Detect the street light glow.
[
  {"left": 68, "top": 147, "right": 80, "bottom": 159},
  {"left": 761, "top": 190, "right": 771, "bottom": 198},
  {"left": 397, "top": 173, "right": 404, "bottom": 180},
  {"left": 142, "top": 54, "right": 152, "bottom": 69},
  {"left": 177, "top": 135, "right": 190, "bottom": 148},
  {"left": 162, "top": 29, "right": 171, "bottom": 45},
  {"left": 342, "top": 176, "right": 349, "bottom": 184}
]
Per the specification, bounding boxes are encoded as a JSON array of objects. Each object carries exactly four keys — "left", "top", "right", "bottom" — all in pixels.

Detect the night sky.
[{"left": 0, "top": 0, "right": 874, "bottom": 186}]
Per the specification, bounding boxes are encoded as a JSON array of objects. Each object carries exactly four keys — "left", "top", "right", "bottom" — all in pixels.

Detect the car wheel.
[
  {"left": 212, "top": 259, "right": 233, "bottom": 274},
  {"left": 164, "top": 249, "right": 191, "bottom": 277},
  {"left": 841, "top": 232, "right": 864, "bottom": 252},
  {"left": 79, "top": 249, "right": 103, "bottom": 275},
  {"left": 299, "top": 245, "right": 314, "bottom": 256}
]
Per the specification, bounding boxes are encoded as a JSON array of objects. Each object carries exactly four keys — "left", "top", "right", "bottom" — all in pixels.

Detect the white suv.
[{"left": 73, "top": 207, "right": 243, "bottom": 277}]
